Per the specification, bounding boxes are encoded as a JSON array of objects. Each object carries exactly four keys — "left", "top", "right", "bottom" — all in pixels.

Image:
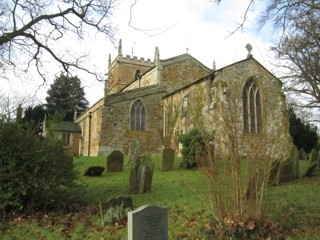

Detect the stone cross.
[{"left": 246, "top": 43, "right": 253, "bottom": 58}]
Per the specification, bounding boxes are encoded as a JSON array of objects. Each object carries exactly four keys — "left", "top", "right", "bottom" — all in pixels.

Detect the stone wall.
[
  {"left": 124, "top": 54, "right": 210, "bottom": 92},
  {"left": 98, "top": 85, "right": 167, "bottom": 156},
  {"left": 76, "top": 51, "right": 292, "bottom": 160},
  {"left": 107, "top": 55, "right": 155, "bottom": 94},
  {"left": 161, "top": 54, "right": 211, "bottom": 92},
  {"left": 165, "top": 58, "right": 292, "bottom": 160},
  {"left": 124, "top": 67, "right": 159, "bottom": 90},
  {"left": 76, "top": 99, "right": 104, "bottom": 156},
  {"left": 66, "top": 133, "right": 81, "bottom": 156}
]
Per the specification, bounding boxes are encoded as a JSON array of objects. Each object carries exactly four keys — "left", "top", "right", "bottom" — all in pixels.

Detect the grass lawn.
[{"left": 1, "top": 156, "right": 320, "bottom": 239}]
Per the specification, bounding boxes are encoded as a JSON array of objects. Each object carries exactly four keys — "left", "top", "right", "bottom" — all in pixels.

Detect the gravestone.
[
  {"left": 278, "top": 158, "right": 293, "bottom": 183},
  {"left": 128, "top": 205, "right": 168, "bottom": 240},
  {"left": 299, "top": 148, "right": 308, "bottom": 160},
  {"left": 317, "top": 151, "right": 320, "bottom": 173},
  {"left": 161, "top": 147, "right": 175, "bottom": 171},
  {"left": 302, "top": 148, "right": 319, "bottom": 177},
  {"left": 303, "top": 162, "right": 318, "bottom": 177},
  {"left": 128, "top": 156, "right": 154, "bottom": 194},
  {"left": 309, "top": 148, "right": 318, "bottom": 164},
  {"left": 268, "top": 160, "right": 280, "bottom": 186},
  {"left": 128, "top": 139, "right": 141, "bottom": 163},
  {"left": 107, "top": 150, "right": 124, "bottom": 172},
  {"left": 245, "top": 168, "right": 264, "bottom": 199},
  {"left": 291, "top": 146, "right": 300, "bottom": 179},
  {"left": 100, "top": 196, "right": 133, "bottom": 225},
  {"left": 84, "top": 166, "right": 105, "bottom": 176}
]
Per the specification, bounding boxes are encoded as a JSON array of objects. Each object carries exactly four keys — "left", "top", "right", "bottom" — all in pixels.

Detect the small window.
[
  {"left": 243, "top": 79, "right": 262, "bottom": 133},
  {"left": 182, "top": 96, "right": 188, "bottom": 115},
  {"left": 134, "top": 69, "right": 141, "bottom": 81},
  {"left": 62, "top": 132, "right": 71, "bottom": 145},
  {"left": 130, "top": 99, "right": 145, "bottom": 131}
]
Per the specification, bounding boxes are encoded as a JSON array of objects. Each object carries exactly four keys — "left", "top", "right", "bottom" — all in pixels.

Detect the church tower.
[{"left": 105, "top": 39, "right": 155, "bottom": 96}]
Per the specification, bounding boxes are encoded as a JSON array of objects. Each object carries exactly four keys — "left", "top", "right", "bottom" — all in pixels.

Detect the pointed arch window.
[
  {"left": 130, "top": 99, "right": 145, "bottom": 131},
  {"left": 243, "top": 79, "right": 262, "bottom": 133}
]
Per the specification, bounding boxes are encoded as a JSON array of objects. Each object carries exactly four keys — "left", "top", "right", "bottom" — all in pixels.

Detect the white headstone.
[{"left": 128, "top": 205, "right": 168, "bottom": 240}]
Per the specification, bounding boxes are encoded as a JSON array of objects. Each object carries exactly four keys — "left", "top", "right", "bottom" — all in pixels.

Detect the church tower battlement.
[{"left": 105, "top": 39, "right": 156, "bottom": 95}]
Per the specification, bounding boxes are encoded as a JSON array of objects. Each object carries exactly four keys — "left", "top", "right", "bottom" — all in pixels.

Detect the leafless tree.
[
  {"left": 210, "top": 0, "right": 255, "bottom": 37},
  {"left": 272, "top": 13, "right": 320, "bottom": 108},
  {"left": 0, "top": 91, "right": 39, "bottom": 122},
  {"left": 214, "top": 0, "right": 320, "bottom": 118},
  {"left": 259, "top": 0, "right": 320, "bottom": 40},
  {"left": 259, "top": 1, "right": 320, "bottom": 120},
  {"left": 0, "top": 0, "right": 117, "bottom": 82}
]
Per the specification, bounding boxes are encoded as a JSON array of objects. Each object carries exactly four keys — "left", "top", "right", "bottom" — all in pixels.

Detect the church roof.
[
  {"left": 49, "top": 121, "right": 81, "bottom": 133},
  {"left": 160, "top": 53, "right": 210, "bottom": 70},
  {"left": 121, "top": 53, "right": 211, "bottom": 92},
  {"left": 163, "top": 57, "right": 281, "bottom": 97}
]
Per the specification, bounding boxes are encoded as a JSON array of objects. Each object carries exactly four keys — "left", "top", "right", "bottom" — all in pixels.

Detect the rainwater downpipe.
[{"left": 88, "top": 112, "right": 92, "bottom": 156}]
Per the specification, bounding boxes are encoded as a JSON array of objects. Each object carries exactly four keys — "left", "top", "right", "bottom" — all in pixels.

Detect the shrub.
[
  {"left": 178, "top": 128, "right": 206, "bottom": 169},
  {"left": 0, "top": 122, "right": 80, "bottom": 219}
]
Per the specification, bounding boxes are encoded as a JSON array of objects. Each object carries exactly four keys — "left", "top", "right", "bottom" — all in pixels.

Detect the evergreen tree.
[
  {"left": 21, "top": 104, "right": 47, "bottom": 133},
  {"left": 289, "top": 109, "right": 319, "bottom": 153},
  {"left": 46, "top": 74, "right": 89, "bottom": 121}
]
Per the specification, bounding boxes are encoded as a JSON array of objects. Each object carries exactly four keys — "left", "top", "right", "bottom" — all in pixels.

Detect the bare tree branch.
[
  {"left": 225, "top": 0, "right": 255, "bottom": 38},
  {"left": 128, "top": 0, "right": 177, "bottom": 37},
  {"left": 0, "top": 0, "right": 118, "bottom": 82}
]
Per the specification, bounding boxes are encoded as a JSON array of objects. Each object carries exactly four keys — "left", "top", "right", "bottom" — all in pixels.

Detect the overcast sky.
[{"left": 3, "top": 0, "right": 278, "bottom": 106}]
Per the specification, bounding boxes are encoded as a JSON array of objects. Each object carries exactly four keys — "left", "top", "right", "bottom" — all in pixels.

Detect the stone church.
[{"left": 75, "top": 40, "right": 292, "bottom": 160}]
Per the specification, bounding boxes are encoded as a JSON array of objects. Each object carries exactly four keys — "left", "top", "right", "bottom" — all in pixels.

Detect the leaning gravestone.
[
  {"left": 268, "top": 160, "right": 281, "bottom": 186},
  {"left": 161, "top": 147, "right": 175, "bottom": 171},
  {"left": 299, "top": 148, "right": 308, "bottom": 160},
  {"left": 291, "top": 146, "right": 300, "bottom": 179},
  {"left": 317, "top": 151, "right": 320, "bottom": 173},
  {"left": 303, "top": 162, "right": 318, "bottom": 177},
  {"left": 128, "top": 205, "right": 168, "bottom": 240},
  {"left": 245, "top": 168, "right": 264, "bottom": 199},
  {"left": 128, "top": 139, "right": 141, "bottom": 163},
  {"left": 278, "top": 158, "right": 293, "bottom": 183},
  {"left": 309, "top": 148, "right": 318, "bottom": 164},
  {"left": 107, "top": 150, "right": 124, "bottom": 172},
  {"left": 302, "top": 148, "right": 319, "bottom": 177},
  {"left": 128, "top": 156, "right": 154, "bottom": 194},
  {"left": 100, "top": 196, "right": 133, "bottom": 225}
]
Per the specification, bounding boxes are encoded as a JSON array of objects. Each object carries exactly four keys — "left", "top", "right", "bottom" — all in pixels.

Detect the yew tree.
[
  {"left": 46, "top": 74, "right": 88, "bottom": 121},
  {"left": 289, "top": 109, "right": 319, "bottom": 152}
]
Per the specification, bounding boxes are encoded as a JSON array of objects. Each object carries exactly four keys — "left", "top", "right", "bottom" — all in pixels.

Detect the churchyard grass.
[{"left": 1, "top": 157, "right": 319, "bottom": 239}]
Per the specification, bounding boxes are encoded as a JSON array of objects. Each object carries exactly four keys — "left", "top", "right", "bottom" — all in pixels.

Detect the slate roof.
[{"left": 49, "top": 121, "right": 81, "bottom": 133}]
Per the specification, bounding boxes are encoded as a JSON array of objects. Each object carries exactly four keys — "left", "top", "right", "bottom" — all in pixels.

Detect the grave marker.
[
  {"left": 268, "top": 160, "right": 280, "bottom": 186},
  {"left": 161, "top": 147, "right": 175, "bottom": 171},
  {"left": 317, "top": 151, "right": 320, "bottom": 173},
  {"left": 128, "top": 139, "right": 141, "bottom": 163},
  {"left": 128, "top": 155, "right": 154, "bottom": 194},
  {"left": 128, "top": 205, "right": 168, "bottom": 240},
  {"left": 309, "top": 148, "right": 318, "bottom": 164},
  {"left": 299, "top": 148, "right": 308, "bottom": 160},
  {"left": 291, "top": 146, "right": 300, "bottom": 179},
  {"left": 107, "top": 150, "right": 124, "bottom": 172},
  {"left": 100, "top": 196, "right": 133, "bottom": 225},
  {"left": 303, "top": 162, "right": 318, "bottom": 177},
  {"left": 278, "top": 158, "right": 293, "bottom": 183}
]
